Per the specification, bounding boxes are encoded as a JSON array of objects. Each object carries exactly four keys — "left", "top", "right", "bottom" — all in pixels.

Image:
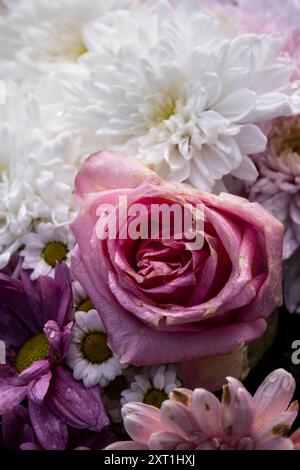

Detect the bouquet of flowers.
[{"left": 1, "top": 0, "right": 300, "bottom": 451}]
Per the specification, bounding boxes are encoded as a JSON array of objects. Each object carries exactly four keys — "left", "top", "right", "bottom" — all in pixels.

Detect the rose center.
[
  {"left": 78, "top": 299, "right": 94, "bottom": 312},
  {"left": 16, "top": 333, "right": 50, "bottom": 373},
  {"left": 42, "top": 241, "right": 68, "bottom": 267},
  {"left": 144, "top": 389, "right": 168, "bottom": 408},
  {"left": 81, "top": 333, "right": 112, "bottom": 364},
  {"left": 104, "top": 375, "right": 128, "bottom": 400}
]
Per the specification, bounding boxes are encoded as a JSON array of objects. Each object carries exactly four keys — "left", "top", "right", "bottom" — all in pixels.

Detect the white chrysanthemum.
[
  {"left": 121, "top": 364, "right": 181, "bottom": 408},
  {"left": 20, "top": 222, "right": 75, "bottom": 280},
  {"left": 66, "top": 309, "right": 128, "bottom": 388},
  {"left": 62, "top": 0, "right": 300, "bottom": 191},
  {"left": 0, "top": 0, "right": 132, "bottom": 82},
  {"left": 0, "top": 81, "right": 83, "bottom": 269}
]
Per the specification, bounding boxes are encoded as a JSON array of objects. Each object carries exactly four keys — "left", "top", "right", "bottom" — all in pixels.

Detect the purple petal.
[
  {"left": 0, "top": 364, "right": 16, "bottom": 379},
  {"left": 18, "top": 359, "right": 50, "bottom": 384},
  {"left": 20, "top": 423, "right": 37, "bottom": 446},
  {"left": 20, "top": 264, "right": 72, "bottom": 329},
  {"left": 0, "top": 274, "right": 33, "bottom": 346},
  {"left": 1, "top": 405, "right": 29, "bottom": 449},
  {"left": 44, "top": 320, "right": 73, "bottom": 360},
  {"left": 20, "top": 268, "right": 56, "bottom": 329},
  {"left": 0, "top": 379, "right": 28, "bottom": 414},
  {"left": 53, "top": 263, "right": 73, "bottom": 326},
  {"left": 29, "top": 400, "right": 68, "bottom": 450},
  {"left": 68, "top": 426, "right": 117, "bottom": 450},
  {"left": 20, "top": 442, "right": 42, "bottom": 450},
  {"left": 46, "top": 366, "right": 109, "bottom": 432},
  {"left": 28, "top": 371, "right": 52, "bottom": 405}
]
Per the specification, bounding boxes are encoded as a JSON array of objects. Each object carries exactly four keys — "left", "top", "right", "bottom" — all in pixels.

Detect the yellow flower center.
[
  {"left": 16, "top": 333, "right": 50, "bottom": 373},
  {"left": 81, "top": 333, "right": 112, "bottom": 364},
  {"left": 156, "top": 99, "right": 177, "bottom": 124},
  {"left": 49, "top": 38, "right": 88, "bottom": 63},
  {"left": 67, "top": 41, "right": 88, "bottom": 61},
  {"left": 104, "top": 375, "right": 128, "bottom": 400},
  {"left": 78, "top": 299, "right": 94, "bottom": 312},
  {"left": 42, "top": 241, "right": 68, "bottom": 267},
  {"left": 144, "top": 389, "right": 168, "bottom": 408}
]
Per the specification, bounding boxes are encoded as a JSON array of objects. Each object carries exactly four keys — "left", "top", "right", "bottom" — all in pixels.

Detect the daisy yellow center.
[
  {"left": 104, "top": 375, "right": 128, "bottom": 400},
  {"left": 144, "top": 389, "right": 168, "bottom": 408},
  {"left": 42, "top": 241, "right": 68, "bottom": 267},
  {"left": 16, "top": 333, "right": 50, "bottom": 373},
  {"left": 81, "top": 332, "right": 112, "bottom": 364},
  {"left": 78, "top": 299, "right": 94, "bottom": 312}
]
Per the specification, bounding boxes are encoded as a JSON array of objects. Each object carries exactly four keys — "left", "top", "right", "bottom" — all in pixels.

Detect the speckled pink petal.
[
  {"left": 191, "top": 388, "right": 222, "bottom": 437},
  {"left": 253, "top": 369, "right": 295, "bottom": 430},
  {"left": 160, "top": 400, "right": 196, "bottom": 439},
  {"left": 222, "top": 377, "right": 255, "bottom": 445}
]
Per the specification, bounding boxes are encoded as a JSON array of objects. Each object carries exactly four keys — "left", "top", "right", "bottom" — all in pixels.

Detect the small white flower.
[
  {"left": 103, "top": 367, "right": 137, "bottom": 423},
  {"left": 66, "top": 309, "right": 127, "bottom": 388},
  {"left": 63, "top": 0, "right": 300, "bottom": 192},
  {"left": 121, "top": 364, "right": 181, "bottom": 408},
  {"left": 21, "top": 222, "right": 75, "bottom": 280},
  {"left": 72, "top": 280, "right": 95, "bottom": 312}
]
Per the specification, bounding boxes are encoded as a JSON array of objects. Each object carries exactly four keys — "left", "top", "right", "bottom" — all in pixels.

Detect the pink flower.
[
  {"left": 250, "top": 116, "right": 300, "bottom": 260},
  {"left": 106, "top": 369, "right": 300, "bottom": 450},
  {"left": 71, "top": 151, "right": 283, "bottom": 370}
]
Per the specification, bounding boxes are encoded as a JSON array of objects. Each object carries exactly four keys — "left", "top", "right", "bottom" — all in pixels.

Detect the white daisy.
[
  {"left": 121, "top": 364, "right": 182, "bottom": 408},
  {"left": 62, "top": 0, "right": 300, "bottom": 191},
  {"left": 0, "top": 80, "right": 83, "bottom": 268},
  {"left": 0, "top": 0, "right": 132, "bottom": 83},
  {"left": 20, "top": 222, "right": 75, "bottom": 280},
  {"left": 72, "top": 280, "right": 95, "bottom": 313},
  {"left": 103, "top": 367, "right": 137, "bottom": 423},
  {"left": 66, "top": 309, "right": 127, "bottom": 388}
]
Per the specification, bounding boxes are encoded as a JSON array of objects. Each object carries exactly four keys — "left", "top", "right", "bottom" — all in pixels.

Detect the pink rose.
[{"left": 71, "top": 151, "right": 283, "bottom": 367}]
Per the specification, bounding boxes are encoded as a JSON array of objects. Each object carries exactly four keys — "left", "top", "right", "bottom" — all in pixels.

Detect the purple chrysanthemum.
[
  {"left": 0, "top": 263, "right": 109, "bottom": 450},
  {"left": 0, "top": 404, "right": 116, "bottom": 450},
  {"left": 250, "top": 116, "right": 300, "bottom": 259}
]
